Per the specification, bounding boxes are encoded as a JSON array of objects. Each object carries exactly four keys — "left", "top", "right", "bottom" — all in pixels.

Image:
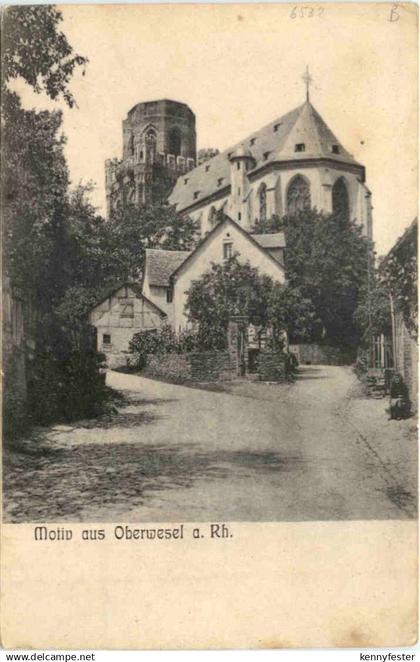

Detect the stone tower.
[{"left": 105, "top": 99, "right": 196, "bottom": 217}]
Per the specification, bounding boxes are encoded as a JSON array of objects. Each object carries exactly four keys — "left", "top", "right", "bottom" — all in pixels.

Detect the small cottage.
[{"left": 88, "top": 283, "right": 167, "bottom": 368}]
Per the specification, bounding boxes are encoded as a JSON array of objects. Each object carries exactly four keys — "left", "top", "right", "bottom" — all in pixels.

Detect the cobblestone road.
[{"left": 3, "top": 366, "right": 417, "bottom": 522}]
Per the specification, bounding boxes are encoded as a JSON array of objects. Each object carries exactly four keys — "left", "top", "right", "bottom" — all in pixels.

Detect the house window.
[
  {"left": 331, "top": 144, "right": 339, "bottom": 154},
  {"left": 250, "top": 138, "right": 256, "bottom": 146},
  {"left": 205, "top": 165, "right": 210, "bottom": 172},
  {"left": 238, "top": 212, "right": 242, "bottom": 222},
  {"left": 286, "top": 175, "right": 311, "bottom": 215},
  {"left": 295, "top": 143, "right": 305, "bottom": 152},
  {"left": 237, "top": 162, "right": 241, "bottom": 170},
  {"left": 166, "top": 287, "right": 173, "bottom": 303},
  {"left": 273, "top": 123, "right": 281, "bottom": 132},
  {"left": 238, "top": 187, "right": 241, "bottom": 196},
  {"left": 217, "top": 178, "right": 224, "bottom": 187},
  {"left": 263, "top": 151, "right": 271, "bottom": 161},
  {"left": 259, "top": 183, "right": 267, "bottom": 222},
  {"left": 194, "top": 190, "right": 200, "bottom": 200},
  {"left": 184, "top": 178, "right": 188, "bottom": 185},
  {"left": 103, "top": 333, "right": 111, "bottom": 346},
  {"left": 120, "top": 303, "right": 134, "bottom": 318},
  {"left": 223, "top": 242, "right": 233, "bottom": 260}
]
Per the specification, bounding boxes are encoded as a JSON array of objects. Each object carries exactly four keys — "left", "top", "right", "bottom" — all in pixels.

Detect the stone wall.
[
  {"left": 143, "top": 350, "right": 234, "bottom": 383},
  {"left": 257, "top": 351, "right": 286, "bottom": 382},
  {"left": 144, "top": 353, "right": 191, "bottom": 383},
  {"left": 289, "top": 343, "right": 355, "bottom": 366},
  {"left": 189, "top": 351, "right": 234, "bottom": 381}
]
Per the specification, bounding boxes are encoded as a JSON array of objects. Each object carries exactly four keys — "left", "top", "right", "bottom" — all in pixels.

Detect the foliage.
[
  {"left": 107, "top": 201, "right": 198, "bottom": 281},
  {"left": 353, "top": 347, "right": 370, "bottom": 381},
  {"left": 1, "top": 7, "right": 121, "bottom": 434},
  {"left": 143, "top": 354, "right": 191, "bottom": 384},
  {"left": 129, "top": 325, "right": 200, "bottom": 369},
  {"left": 379, "top": 222, "right": 418, "bottom": 340},
  {"left": 2, "top": 5, "right": 87, "bottom": 108},
  {"left": 27, "top": 340, "right": 112, "bottom": 425},
  {"left": 253, "top": 209, "right": 374, "bottom": 347},
  {"left": 267, "top": 285, "right": 319, "bottom": 344},
  {"left": 185, "top": 255, "right": 316, "bottom": 349},
  {"left": 251, "top": 214, "right": 284, "bottom": 234},
  {"left": 353, "top": 273, "right": 392, "bottom": 345}
]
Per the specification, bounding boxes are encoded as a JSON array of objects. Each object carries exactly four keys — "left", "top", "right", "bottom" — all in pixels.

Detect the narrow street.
[{"left": 4, "top": 366, "right": 417, "bottom": 522}]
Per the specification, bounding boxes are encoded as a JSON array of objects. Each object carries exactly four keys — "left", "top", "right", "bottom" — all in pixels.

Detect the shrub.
[
  {"left": 143, "top": 353, "right": 191, "bottom": 383},
  {"left": 129, "top": 325, "right": 200, "bottom": 369},
  {"left": 27, "top": 348, "right": 115, "bottom": 425},
  {"left": 354, "top": 347, "right": 369, "bottom": 381}
]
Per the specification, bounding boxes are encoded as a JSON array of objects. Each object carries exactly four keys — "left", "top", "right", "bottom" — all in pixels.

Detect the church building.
[
  {"left": 169, "top": 95, "right": 372, "bottom": 239},
  {"left": 94, "top": 80, "right": 374, "bottom": 365}
]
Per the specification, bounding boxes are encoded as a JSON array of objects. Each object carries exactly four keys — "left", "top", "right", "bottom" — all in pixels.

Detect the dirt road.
[{"left": 4, "top": 366, "right": 417, "bottom": 522}]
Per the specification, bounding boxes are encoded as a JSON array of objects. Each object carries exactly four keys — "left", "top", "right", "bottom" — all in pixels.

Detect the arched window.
[
  {"left": 259, "top": 184, "right": 267, "bottom": 222},
  {"left": 169, "top": 128, "right": 181, "bottom": 157},
  {"left": 208, "top": 206, "right": 217, "bottom": 229},
  {"left": 128, "top": 132, "right": 134, "bottom": 156},
  {"left": 144, "top": 128, "right": 157, "bottom": 163},
  {"left": 286, "top": 175, "right": 311, "bottom": 215},
  {"left": 332, "top": 177, "right": 350, "bottom": 223}
]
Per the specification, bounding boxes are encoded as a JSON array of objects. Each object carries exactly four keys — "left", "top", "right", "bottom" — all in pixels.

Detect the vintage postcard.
[{"left": 1, "top": 1, "right": 418, "bottom": 650}]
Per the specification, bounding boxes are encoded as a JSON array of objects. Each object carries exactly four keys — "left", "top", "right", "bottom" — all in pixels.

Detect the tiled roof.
[
  {"left": 253, "top": 232, "right": 286, "bottom": 249},
  {"left": 144, "top": 248, "right": 191, "bottom": 287},
  {"left": 169, "top": 100, "right": 360, "bottom": 212}
]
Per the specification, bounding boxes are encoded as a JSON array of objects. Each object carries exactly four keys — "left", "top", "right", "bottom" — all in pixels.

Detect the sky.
[{"left": 11, "top": 2, "right": 418, "bottom": 255}]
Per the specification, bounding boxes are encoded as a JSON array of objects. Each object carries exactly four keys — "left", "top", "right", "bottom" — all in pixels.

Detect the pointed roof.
[
  {"left": 89, "top": 282, "right": 167, "bottom": 317},
  {"left": 170, "top": 216, "right": 285, "bottom": 281},
  {"left": 169, "top": 101, "right": 362, "bottom": 212}
]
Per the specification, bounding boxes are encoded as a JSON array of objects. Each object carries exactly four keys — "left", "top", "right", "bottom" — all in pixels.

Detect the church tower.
[
  {"left": 105, "top": 99, "right": 196, "bottom": 218},
  {"left": 228, "top": 145, "right": 256, "bottom": 226}
]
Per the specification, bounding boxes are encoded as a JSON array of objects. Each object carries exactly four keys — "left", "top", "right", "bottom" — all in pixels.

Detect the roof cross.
[{"left": 302, "top": 66, "right": 312, "bottom": 102}]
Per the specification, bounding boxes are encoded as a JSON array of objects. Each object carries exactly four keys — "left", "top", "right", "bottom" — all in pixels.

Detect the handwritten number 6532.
[{"left": 290, "top": 6, "right": 324, "bottom": 18}]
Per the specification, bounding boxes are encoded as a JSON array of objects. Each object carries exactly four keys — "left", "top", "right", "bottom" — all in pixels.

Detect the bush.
[
  {"left": 143, "top": 353, "right": 191, "bottom": 383},
  {"left": 129, "top": 325, "right": 200, "bottom": 369},
  {"left": 27, "top": 348, "right": 114, "bottom": 425},
  {"left": 3, "top": 349, "right": 28, "bottom": 439},
  {"left": 354, "top": 347, "right": 369, "bottom": 381}
]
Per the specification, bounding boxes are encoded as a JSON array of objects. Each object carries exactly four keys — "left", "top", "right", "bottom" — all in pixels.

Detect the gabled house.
[
  {"left": 88, "top": 283, "right": 167, "bottom": 367},
  {"left": 143, "top": 216, "right": 286, "bottom": 331}
]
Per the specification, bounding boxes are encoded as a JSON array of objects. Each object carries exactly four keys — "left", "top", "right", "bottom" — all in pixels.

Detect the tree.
[
  {"left": 107, "top": 201, "right": 198, "bottom": 281},
  {"left": 2, "top": 5, "right": 87, "bottom": 107},
  {"left": 1, "top": 6, "right": 115, "bottom": 430},
  {"left": 379, "top": 222, "right": 418, "bottom": 340},
  {"left": 185, "top": 256, "right": 316, "bottom": 350},
  {"left": 252, "top": 209, "right": 373, "bottom": 347},
  {"left": 353, "top": 272, "right": 392, "bottom": 345}
]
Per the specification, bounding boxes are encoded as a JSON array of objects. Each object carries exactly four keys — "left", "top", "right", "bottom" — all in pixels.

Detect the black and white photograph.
[{"left": 2, "top": 2, "right": 418, "bottom": 525}]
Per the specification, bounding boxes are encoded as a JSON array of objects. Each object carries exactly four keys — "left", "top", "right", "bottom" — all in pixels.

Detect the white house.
[{"left": 143, "top": 216, "right": 286, "bottom": 331}]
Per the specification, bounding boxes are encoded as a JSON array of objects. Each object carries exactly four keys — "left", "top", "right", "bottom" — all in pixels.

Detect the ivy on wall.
[{"left": 380, "top": 221, "right": 418, "bottom": 340}]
